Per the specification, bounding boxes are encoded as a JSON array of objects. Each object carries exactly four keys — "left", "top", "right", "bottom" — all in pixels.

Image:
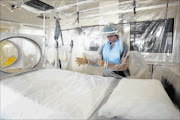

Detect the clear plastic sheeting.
[
  {"left": 84, "top": 51, "right": 101, "bottom": 63},
  {"left": 59, "top": 27, "right": 105, "bottom": 75},
  {"left": 58, "top": 46, "right": 68, "bottom": 62},
  {"left": 23, "top": 39, "right": 41, "bottom": 69},
  {"left": 128, "top": 51, "right": 150, "bottom": 79},
  {"left": 45, "top": 45, "right": 56, "bottom": 65},
  {"left": 58, "top": 45, "right": 71, "bottom": 69},
  {"left": 59, "top": 25, "right": 128, "bottom": 76},
  {"left": 59, "top": 14, "right": 179, "bottom": 77},
  {"left": 56, "top": 0, "right": 179, "bottom": 29},
  {"left": 1, "top": 69, "right": 114, "bottom": 119},
  {"left": 57, "top": 1, "right": 179, "bottom": 78},
  {"left": 0, "top": 0, "right": 180, "bottom": 77}
]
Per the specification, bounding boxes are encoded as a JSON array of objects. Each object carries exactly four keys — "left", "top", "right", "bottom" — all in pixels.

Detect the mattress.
[
  {"left": 0, "top": 69, "right": 115, "bottom": 119},
  {"left": 97, "top": 78, "right": 180, "bottom": 120},
  {"left": 161, "top": 66, "right": 180, "bottom": 109}
]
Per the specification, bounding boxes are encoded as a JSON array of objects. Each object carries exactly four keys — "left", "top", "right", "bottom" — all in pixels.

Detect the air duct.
[{"left": 24, "top": 0, "right": 54, "bottom": 11}]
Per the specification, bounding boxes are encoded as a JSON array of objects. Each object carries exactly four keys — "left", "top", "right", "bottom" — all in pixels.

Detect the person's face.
[{"left": 107, "top": 35, "right": 117, "bottom": 43}]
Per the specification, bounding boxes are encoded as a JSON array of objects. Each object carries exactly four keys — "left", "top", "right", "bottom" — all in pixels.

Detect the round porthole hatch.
[{"left": 0, "top": 36, "right": 42, "bottom": 73}]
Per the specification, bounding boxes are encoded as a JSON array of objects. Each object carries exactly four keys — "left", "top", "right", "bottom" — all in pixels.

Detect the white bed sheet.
[
  {"left": 1, "top": 69, "right": 115, "bottom": 119},
  {"left": 98, "top": 78, "right": 180, "bottom": 120},
  {"left": 1, "top": 85, "right": 71, "bottom": 119}
]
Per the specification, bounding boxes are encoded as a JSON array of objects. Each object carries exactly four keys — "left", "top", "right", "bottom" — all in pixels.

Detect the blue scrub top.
[{"left": 100, "top": 39, "right": 124, "bottom": 64}]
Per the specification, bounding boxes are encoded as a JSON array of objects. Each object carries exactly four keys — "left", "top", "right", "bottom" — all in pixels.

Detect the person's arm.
[
  {"left": 76, "top": 53, "right": 88, "bottom": 66},
  {"left": 76, "top": 44, "right": 104, "bottom": 66},
  {"left": 76, "top": 53, "right": 100, "bottom": 66},
  {"left": 97, "top": 58, "right": 128, "bottom": 71}
]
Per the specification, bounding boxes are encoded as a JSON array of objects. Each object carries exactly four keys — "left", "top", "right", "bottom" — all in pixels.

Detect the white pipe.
[
  {"left": 0, "top": 19, "right": 44, "bottom": 28},
  {"left": 46, "top": 1, "right": 178, "bottom": 21},
  {"left": 45, "top": 0, "right": 97, "bottom": 14},
  {"left": 42, "top": 13, "right": 46, "bottom": 68},
  {"left": 46, "top": 0, "right": 132, "bottom": 19},
  {"left": 80, "top": 2, "right": 179, "bottom": 19},
  {"left": 43, "top": 12, "right": 46, "bottom": 53},
  {"left": 59, "top": 1, "right": 179, "bottom": 28},
  {"left": 82, "top": 1, "right": 132, "bottom": 13}
]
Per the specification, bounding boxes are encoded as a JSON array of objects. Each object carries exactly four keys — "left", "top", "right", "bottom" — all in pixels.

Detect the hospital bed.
[
  {"left": 1, "top": 69, "right": 179, "bottom": 120},
  {"left": 1, "top": 69, "right": 115, "bottom": 119},
  {"left": 160, "top": 66, "right": 180, "bottom": 109}
]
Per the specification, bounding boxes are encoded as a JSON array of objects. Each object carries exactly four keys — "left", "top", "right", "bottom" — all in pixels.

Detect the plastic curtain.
[{"left": 60, "top": 1, "right": 179, "bottom": 78}]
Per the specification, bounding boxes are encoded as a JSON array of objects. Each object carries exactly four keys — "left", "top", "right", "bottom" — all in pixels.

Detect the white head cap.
[{"left": 102, "top": 24, "right": 119, "bottom": 36}]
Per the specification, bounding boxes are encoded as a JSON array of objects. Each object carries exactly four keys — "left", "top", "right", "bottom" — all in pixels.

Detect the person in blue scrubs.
[
  {"left": 76, "top": 24, "right": 129, "bottom": 77},
  {"left": 97, "top": 24, "right": 129, "bottom": 77}
]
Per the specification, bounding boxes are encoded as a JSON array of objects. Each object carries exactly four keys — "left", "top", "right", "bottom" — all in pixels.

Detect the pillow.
[{"left": 98, "top": 78, "right": 180, "bottom": 120}]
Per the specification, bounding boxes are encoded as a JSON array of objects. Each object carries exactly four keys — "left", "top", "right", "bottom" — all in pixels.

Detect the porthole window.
[{"left": 0, "top": 37, "right": 42, "bottom": 73}]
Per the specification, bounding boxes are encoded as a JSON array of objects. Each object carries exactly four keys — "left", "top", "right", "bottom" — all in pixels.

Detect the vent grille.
[{"left": 24, "top": 0, "right": 54, "bottom": 11}]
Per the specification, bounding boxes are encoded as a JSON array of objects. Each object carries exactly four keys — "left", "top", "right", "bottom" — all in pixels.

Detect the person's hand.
[
  {"left": 76, "top": 54, "right": 88, "bottom": 66},
  {"left": 97, "top": 59, "right": 104, "bottom": 67}
]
